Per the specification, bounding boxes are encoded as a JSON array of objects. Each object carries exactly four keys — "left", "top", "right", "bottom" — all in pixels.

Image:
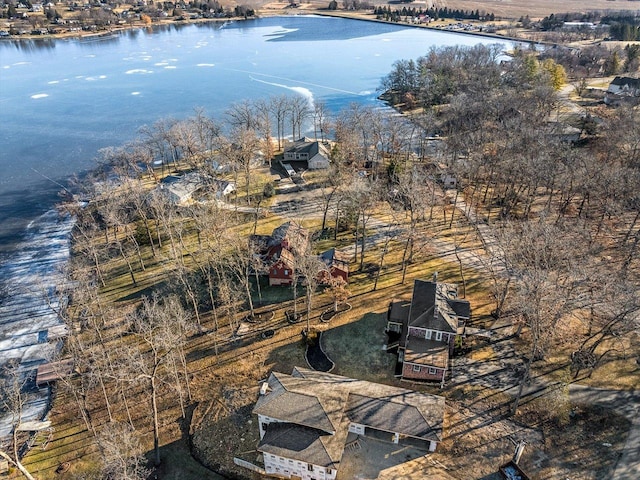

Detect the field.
[{"left": 257, "top": 0, "right": 640, "bottom": 20}]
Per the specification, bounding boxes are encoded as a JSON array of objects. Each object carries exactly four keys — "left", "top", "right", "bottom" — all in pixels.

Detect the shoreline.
[{"left": 1, "top": 8, "right": 541, "bottom": 46}]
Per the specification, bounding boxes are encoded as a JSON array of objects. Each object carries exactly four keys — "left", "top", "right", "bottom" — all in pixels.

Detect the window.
[
  {"left": 284, "top": 269, "right": 289, "bottom": 275},
  {"left": 412, "top": 365, "right": 421, "bottom": 372},
  {"left": 308, "top": 463, "right": 314, "bottom": 471},
  {"left": 435, "top": 331, "right": 443, "bottom": 341},
  {"left": 429, "top": 367, "right": 437, "bottom": 375},
  {"left": 425, "top": 329, "right": 432, "bottom": 340}
]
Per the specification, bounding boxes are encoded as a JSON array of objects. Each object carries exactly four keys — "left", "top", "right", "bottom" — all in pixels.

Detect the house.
[
  {"left": 607, "top": 76, "right": 640, "bottom": 97},
  {"left": 157, "top": 172, "right": 204, "bottom": 204},
  {"left": 319, "top": 248, "right": 349, "bottom": 283},
  {"left": 265, "top": 222, "right": 309, "bottom": 286},
  {"left": 283, "top": 138, "right": 331, "bottom": 170},
  {"left": 211, "top": 179, "right": 235, "bottom": 198},
  {"left": 268, "top": 221, "right": 309, "bottom": 256},
  {"left": 252, "top": 367, "right": 445, "bottom": 480},
  {"left": 605, "top": 76, "right": 640, "bottom": 105},
  {"left": 387, "top": 277, "right": 470, "bottom": 382},
  {"left": 268, "top": 247, "right": 296, "bottom": 286}
]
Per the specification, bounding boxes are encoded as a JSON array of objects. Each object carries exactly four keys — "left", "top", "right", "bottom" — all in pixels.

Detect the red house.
[
  {"left": 265, "top": 222, "right": 309, "bottom": 287},
  {"left": 268, "top": 247, "right": 296, "bottom": 286},
  {"left": 319, "top": 248, "right": 350, "bottom": 284}
]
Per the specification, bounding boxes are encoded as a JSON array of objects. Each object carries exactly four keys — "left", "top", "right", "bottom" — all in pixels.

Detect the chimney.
[{"left": 433, "top": 271, "right": 438, "bottom": 283}]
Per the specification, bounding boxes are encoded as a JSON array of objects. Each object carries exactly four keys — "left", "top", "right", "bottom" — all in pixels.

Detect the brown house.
[{"left": 387, "top": 277, "right": 470, "bottom": 382}]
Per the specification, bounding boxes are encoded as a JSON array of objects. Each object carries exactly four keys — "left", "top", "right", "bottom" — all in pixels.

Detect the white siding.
[
  {"left": 349, "top": 423, "right": 365, "bottom": 435},
  {"left": 263, "top": 453, "right": 337, "bottom": 480}
]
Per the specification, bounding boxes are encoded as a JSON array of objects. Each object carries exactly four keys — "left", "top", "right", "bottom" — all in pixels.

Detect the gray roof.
[
  {"left": 285, "top": 138, "right": 330, "bottom": 157},
  {"left": 254, "top": 367, "right": 445, "bottom": 466},
  {"left": 403, "top": 338, "right": 450, "bottom": 369},
  {"left": 407, "top": 280, "right": 468, "bottom": 333},
  {"left": 610, "top": 76, "right": 640, "bottom": 88},
  {"left": 253, "top": 371, "right": 339, "bottom": 434},
  {"left": 345, "top": 393, "right": 442, "bottom": 441},
  {"left": 388, "top": 299, "right": 411, "bottom": 325},
  {"left": 258, "top": 422, "right": 338, "bottom": 468}
]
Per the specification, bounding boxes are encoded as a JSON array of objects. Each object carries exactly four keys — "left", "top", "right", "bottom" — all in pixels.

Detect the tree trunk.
[
  {"left": 0, "top": 450, "right": 35, "bottom": 480},
  {"left": 151, "top": 375, "right": 161, "bottom": 466},
  {"left": 510, "top": 355, "right": 533, "bottom": 416}
]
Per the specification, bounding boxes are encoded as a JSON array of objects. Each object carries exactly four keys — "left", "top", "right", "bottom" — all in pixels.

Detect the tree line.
[
  {"left": 381, "top": 43, "right": 639, "bottom": 412},
  {"left": 373, "top": 6, "right": 495, "bottom": 22}
]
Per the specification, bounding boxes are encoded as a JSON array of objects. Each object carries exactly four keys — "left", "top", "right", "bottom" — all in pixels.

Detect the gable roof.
[
  {"left": 610, "top": 76, "right": 640, "bottom": 89},
  {"left": 254, "top": 370, "right": 350, "bottom": 467},
  {"left": 402, "top": 338, "right": 450, "bottom": 369},
  {"left": 258, "top": 422, "right": 339, "bottom": 468},
  {"left": 253, "top": 371, "right": 342, "bottom": 434},
  {"left": 254, "top": 368, "right": 445, "bottom": 467},
  {"left": 270, "top": 246, "right": 295, "bottom": 269},
  {"left": 158, "top": 171, "right": 204, "bottom": 203},
  {"left": 268, "top": 221, "right": 309, "bottom": 255},
  {"left": 320, "top": 248, "right": 350, "bottom": 274},
  {"left": 407, "top": 280, "right": 469, "bottom": 333},
  {"left": 285, "top": 138, "right": 330, "bottom": 156}
]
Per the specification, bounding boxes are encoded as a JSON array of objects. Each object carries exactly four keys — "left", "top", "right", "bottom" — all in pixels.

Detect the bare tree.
[
  {"left": 125, "top": 294, "right": 192, "bottom": 466},
  {"left": 500, "top": 220, "right": 586, "bottom": 415},
  {"left": 296, "top": 252, "right": 327, "bottom": 332},
  {"left": 269, "top": 95, "right": 291, "bottom": 150},
  {"left": 97, "top": 422, "right": 149, "bottom": 480},
  {"left": 0, "top": 364, "right": 36, "bottom": 480},
  {"left": 289, "top": 95, "right": 312, "bottom": 140}
]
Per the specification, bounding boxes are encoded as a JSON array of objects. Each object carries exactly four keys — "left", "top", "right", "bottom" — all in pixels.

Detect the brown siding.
[{"left": 402, "top": 363, "right": 445, "bottom": 381}]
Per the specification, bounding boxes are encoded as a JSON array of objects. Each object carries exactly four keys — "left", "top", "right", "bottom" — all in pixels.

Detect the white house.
[
  {"left": 211, "top": 179, "right": 235, "bottom": 198},
  {"left": 157, "top": 172, "right": 204, "bottom": 205},
  {"left": 606, "top": 76, "right": 640, "bottom": 98},
  {"left": 252, "top": 367, "right": 445, "bottom": 479},
  {"left": 283, "top": 138, "right": 330, "bottom": 170}
]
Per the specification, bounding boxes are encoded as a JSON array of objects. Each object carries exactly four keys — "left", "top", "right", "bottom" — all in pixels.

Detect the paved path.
[{"left": 569, "top": 386, "right": 640, "bottom": 480}]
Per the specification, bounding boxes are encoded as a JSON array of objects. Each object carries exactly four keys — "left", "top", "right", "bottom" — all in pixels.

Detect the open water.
[{"left": 0, "top": 15, "right": 515, "bottom": 434}]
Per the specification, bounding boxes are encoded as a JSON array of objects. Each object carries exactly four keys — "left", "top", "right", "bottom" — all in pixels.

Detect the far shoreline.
[{"left": 2, "top": 8, "right": 541, "bottom": 47}]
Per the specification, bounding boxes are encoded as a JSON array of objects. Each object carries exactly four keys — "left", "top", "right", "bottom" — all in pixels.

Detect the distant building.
[
  {"left": 319, "top": 248, "right": 349, "bottom": 284},
  {"left": 157, "top": 172, "right": 204, "bottom": 204},
  {"left": 605, "top": 76, "right": 640, "bottom": 105}
]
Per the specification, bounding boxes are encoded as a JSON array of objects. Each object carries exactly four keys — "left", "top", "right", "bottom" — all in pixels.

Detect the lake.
[
  {"left": 0, "top": 16, "right": 515, "bottom": 247},
  {"left": 0, "top": 15, "right": 515, "bottom": 436}
]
